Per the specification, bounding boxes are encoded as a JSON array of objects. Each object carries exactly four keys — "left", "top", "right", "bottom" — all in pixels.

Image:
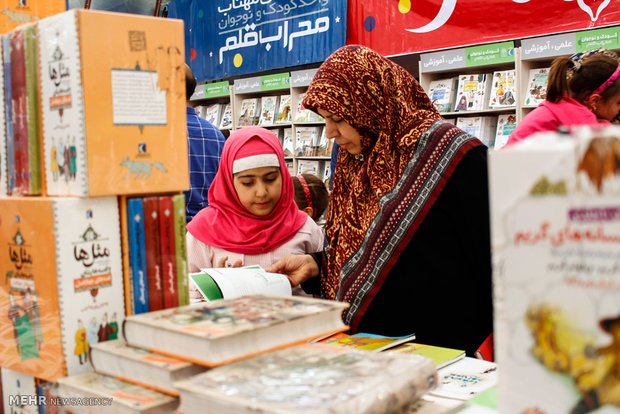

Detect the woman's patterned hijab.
[{"left": 302, "top": 45, "right": 442, "bottom": 300}]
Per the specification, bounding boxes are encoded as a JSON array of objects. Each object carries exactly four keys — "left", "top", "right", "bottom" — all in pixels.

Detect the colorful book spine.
[
  {"left": 127, "top": 197, "right": 149, "bottom": 314},
  {"left": 142, "top": 196, "right": 164, "bottom": 311},
  {"left": 2, "top": 35, "right": 14, "bottom": 194},
  {"left": 158, "top": 195, "right": 178, "bottom": 309},
  {"left": 172, "top": 193, "right": 189, "bottom": 306},
  {"left": 0, "top": 38, "right": 7, "bottom": 196},
  {"left": 24, "top": 23, "right": 41, "bottom": 195},
  {"left": 9, "top": 28, "right": 28, "bottom": 195}
]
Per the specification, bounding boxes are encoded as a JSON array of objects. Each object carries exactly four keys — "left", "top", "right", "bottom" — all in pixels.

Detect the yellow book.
[
  {"left": 38, "top": 9, "right": 188, "bottom": 196},
  {"left": 389, "top": 342, "right": 466, "bottom": 369}
]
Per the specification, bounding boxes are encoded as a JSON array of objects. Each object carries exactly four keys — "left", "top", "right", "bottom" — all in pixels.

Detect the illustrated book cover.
[
  {"left": 237, "top": 98, "right": 259, "bottom": 127},
  {"left": 203, "top": 103, "right": 222, "bottom": 127},
  {"left": 389, "top": 342, "right": 466, "bottom": 369},
  {"left": 123, "top": 294, "right": 349, "bottom": 367},
  {"left": 494, "top": 114, "right": 517, "bottom": 150},
  {"left": 275, "top": 94, "right": 292, "bottom": 124},
  {"left": 454, "top": 73, "right": 491, "bottom": 112},
  {"left": 56, "top": 372, "right": 178, "bottom": 413},
  {"left": 489, "top": 125, "right": 620, "bottom": 414},
  {"left": 322, "top": 332, "right": 417, "bottom": 352},
  {"left": 295, "top": 126, "right": 321, "bottom": 157},
  {"left": 38, "top": 9, "right": 188, "bottom": 196},
  {"left": 523, "top": 67, "right": 550, "bottom": 107},
  {"left": 89, "top": 338, "right": 207, "bottom": 396},
  {"left": 488, "top": 70, "right": 516, "bottom": 108},
  {"left": 456, "top": 116, "right": 498, "bottom": 148},
  {"left": 258, "top": 95, "right": 278, "bottom": 126},
  {"left": 0, "top": 196, "right": 125, "bottom": 382},
  {"left": 173, "top": 343, "right": 437, "bottom": 414},
  {"left": 427, "top": 77, "right": 457, "bottom": 113},
  {"left": 218, "top": 103, "right": 233, "bottom": 129}
]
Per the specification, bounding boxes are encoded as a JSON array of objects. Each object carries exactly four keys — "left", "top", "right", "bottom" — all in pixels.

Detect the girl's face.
[
  {"left": 317, "top": 108, "right": 363, "bottom": 155},
  {"left": 233, "top": 166, "right": 282, "bottom": 216},
  {"left": 594, "top": 89, "right": 620, "bottom": 122}
]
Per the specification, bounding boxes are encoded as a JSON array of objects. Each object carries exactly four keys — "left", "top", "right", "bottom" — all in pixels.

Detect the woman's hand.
[{"left": 267, "top": 255, "right": 319, "bottom": 286}]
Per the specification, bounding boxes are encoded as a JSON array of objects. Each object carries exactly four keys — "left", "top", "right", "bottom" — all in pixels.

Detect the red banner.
[{"left": 347, "top": 0, "right": 620, "bottom": 57}]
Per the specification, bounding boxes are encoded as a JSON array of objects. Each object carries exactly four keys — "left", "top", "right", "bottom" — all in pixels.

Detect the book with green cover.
[
  {"left": 172, "top": 194, "right": 189, "bottom": 306},
  {"left": 389, "top": 342, "right": 466, "bottom": 369},
  {"left": 323, "top": 332, "right": 416, "bottom": 352},
  {"left": 24, "top": 23, "right": 41, "bottom": 195}
]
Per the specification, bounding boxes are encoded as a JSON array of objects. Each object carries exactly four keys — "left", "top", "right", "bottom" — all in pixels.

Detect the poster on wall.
[
  {"left": 168, "top": 0, "right": 347, "bottom": 81},
  {"left": 347, "top": 0, "right": 620, "bottom": 57}
]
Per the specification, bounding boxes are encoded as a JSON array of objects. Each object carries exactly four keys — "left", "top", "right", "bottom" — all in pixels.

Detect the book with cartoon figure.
[
  {"left": 427, "top": 77, "right": 457, "bottom": 113},
  {"left": 322, "top": 332, "right": 417, "bottom": 352},
  {"left": 454, "top": 73, "right": 491, "bottom": 112},
  {"left": 488, "top": 70, "right": 516, "bottom": 108},
  {"left": 173, "top": 343, "right": 437, "bottom": 414},
  {"left": 489, "top": 125, "right": 620, "bottom": 414},
  {"left": 523, "top": 67, "right": 550, "bottom": 106},
  {"left": 38, "top": 10, "right": 187, "bottom": 196},
  {"left": 123, "top": 294, "right": 349, "bottom": 367},
  {"left": 0, "top": 197, "right": 125, "bottom": 382}
]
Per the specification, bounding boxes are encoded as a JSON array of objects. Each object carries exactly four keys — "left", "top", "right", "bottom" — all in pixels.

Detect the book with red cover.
[
  {"left": 9, "top": 27, "right": 28, "bottom": 195},
  {"left": 143, "top": 196, "right": 164, "bottom": 311},
  {"left": 158, "top": 195, "right": 178, "bottom": 309}
]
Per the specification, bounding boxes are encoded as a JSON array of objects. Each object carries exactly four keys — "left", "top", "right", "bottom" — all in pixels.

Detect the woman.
[{"left": 268, "top": 45, "right": 493, "bottom": 356}]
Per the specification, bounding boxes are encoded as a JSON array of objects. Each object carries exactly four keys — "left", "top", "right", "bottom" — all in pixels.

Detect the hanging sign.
[
  {"left": 347, "top": 0, "right": 620, "bottom": 57},
  {"left": 169, "top": 0, "right": 347, "bottom": 81}
]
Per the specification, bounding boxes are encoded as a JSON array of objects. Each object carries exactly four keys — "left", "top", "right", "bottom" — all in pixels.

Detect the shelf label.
[
  {"left": 234, "top": 76, "right": 261, "bottom": 94},
  {"left": 576, "top": 27, "right": 620, "bottom": 52},
  {"left": 420, "top": 49, "right": 466, "bottom": 73},
  {"left": 204, "top": 81, "right": 230, "bottom": 98},
  {"left": 521, "top": 33, "right": 576, "bottom": 60},
  {"left": 291, "top": 69, "right": 319, "bottom": 87},
  {"left": 465, "top": 41, "right": 515, "bottom": 66},
  {"left": 261, "top": 73, "right": 290, "bottom": 91}
]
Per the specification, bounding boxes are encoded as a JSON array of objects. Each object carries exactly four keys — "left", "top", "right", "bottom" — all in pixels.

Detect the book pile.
[{"left": 0, "top": 8, "right": 191, "bottom": 414}]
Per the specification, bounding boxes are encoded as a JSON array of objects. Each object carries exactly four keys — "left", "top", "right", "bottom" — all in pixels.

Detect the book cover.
[
  {"left": 258, "top": 95, "right": 278, "bottom": 126},
  {"left": 494, "top": 114, "right": 517, "bottom": 150},
  {"left": 142, "top": 197, "right": 164, "bottom": 312},
  {"left": 323, "top": 332, "right": 417, "bottom": 352},
  {"left": 297, "top": 160, "right": 321, "bottom": 176},
  {"left": 237, "top": 98, "right": 259, "bottom": 127},
  {"left": 282, "top": 127, "right": 293, "bottom": 158},
  {"left": 90, "top": 339, "right": 207, "bottom": 396},
  {"left": 38, "top": 10, "right": 187, "bottom": 197},
  {"left": 489, "top": 126, "right": 620, "bottom": 413},
  {"left": 123, "top": 294, "right": 350, "bottom": 367},
  {"left": 315, "top": 127, "right": 332, "bottom": 157},
  {"left": 275, "top": 94, "right": 291, "bottom": 124},
  {"left": 454, "top": 73, "right": 491, "bottom": 112},
  {"left": 294, "top": 92, "right": 321, "bottom": 122},
  {"left": 218, "top": 103, "right": 232, "bottom": 129},
  {"left": 127, "top": 197, "right": 149, "bottom": 315},
  {"left": 0, "top": 0, "right": 65, "bottom": 34},
  {"left": 57, "top": 372, "right": 178, "bottom": 413},
  {"left": 9, "top": 26, "right": 29, "bottom": 195},
  {"left": 0, "top": 197, "right": 125, "bottom": 382},
  {"left": 389, "top": 342, "right": 466, "bottom": 369},
  {"left": 456, "top": 116, "right": 497, "bottom": 148},
  {"left": 171, "top": 194, "right": 189, "bottom": 306},
  {"left": 203, "top": 103, "right": 221, "bottom": 126},
  {"left": 488, "top": 70, "right": 516, "bottom": 108},
  {"left": 295, "top": 126, "right": 320, "bottom": 157},
  {"left": 524, "top": 67, "right": 550, "bottom": 106},
  {"left": 428, "top": 357, "right": 498, "bottom": 401},
  {"left": 427, "top": 77, "right": 457, "bottom": 113},
  {"left": 1, "top": 367, "right": 38, "bottom": 414},
  {"left": 158, "top": 195, "right": 178, "bottom": 309},
  {"left": 173, "top": 343, "right": 437, "bottom": 414}
]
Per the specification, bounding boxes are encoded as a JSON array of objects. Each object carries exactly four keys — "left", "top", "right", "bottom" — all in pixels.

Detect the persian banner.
[
  {"left": 348, "top": 0, "right": 620, "bottom": 57},
  {"left": 168, "top": 0, "right": 347, "bottom": 81}
]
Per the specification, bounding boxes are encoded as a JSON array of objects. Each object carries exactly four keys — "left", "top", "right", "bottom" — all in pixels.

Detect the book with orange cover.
[
  {"left": 142, "top": 197, "right": 164, "bottom": 312},
  {"left": 0, "top": 1, "right": 65, "bottom": 34},
  {"left": 37, "top": 9, "right": 188, "bottom": 196},
  {"left": 0, "top": 197, "right": 125, "bottom": 382},
  {"left": 158, "top": 195, "right": 178, "bottom": 309}
]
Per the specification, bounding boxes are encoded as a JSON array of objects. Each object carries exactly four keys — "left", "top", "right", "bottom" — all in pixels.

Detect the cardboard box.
[{"left": 38, "top": 9, "right": 188, "bottom": 196}]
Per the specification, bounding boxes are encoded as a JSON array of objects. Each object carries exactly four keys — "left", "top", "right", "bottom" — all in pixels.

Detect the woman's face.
[
  {"left": 233, "top": 166, "right": 282, "bottom": 216},
  {"left": 317, "top": 109, "right": 363, "bottom": 155}
]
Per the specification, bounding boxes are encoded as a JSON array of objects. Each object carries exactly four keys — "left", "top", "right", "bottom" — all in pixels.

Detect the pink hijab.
[{"left": 187, "top": 126, "right": 307, "bottom": 254}]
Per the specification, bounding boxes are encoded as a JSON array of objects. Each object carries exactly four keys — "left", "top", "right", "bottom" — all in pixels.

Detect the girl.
[
  {"left": 508, "top": 48, "right": 620, "bottom": 145},
  {"left": 292, "top": 173, "right": 329, "bottom": 223},
  {"left": 186, "top": 127, "right": 323, "bottom": 297}
]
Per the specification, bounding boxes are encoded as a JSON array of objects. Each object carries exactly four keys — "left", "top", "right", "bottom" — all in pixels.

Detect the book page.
[{"left": 198, "top": 267, "right": 292, "bottom": 298}]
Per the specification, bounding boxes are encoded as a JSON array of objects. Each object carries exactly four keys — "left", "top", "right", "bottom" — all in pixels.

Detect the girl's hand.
[
  {"left": 267, "top": 255, "right": 319, "bottom": 286},
  {"left": 216, "top": 256, "right": 243, "bottom": 268}
]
